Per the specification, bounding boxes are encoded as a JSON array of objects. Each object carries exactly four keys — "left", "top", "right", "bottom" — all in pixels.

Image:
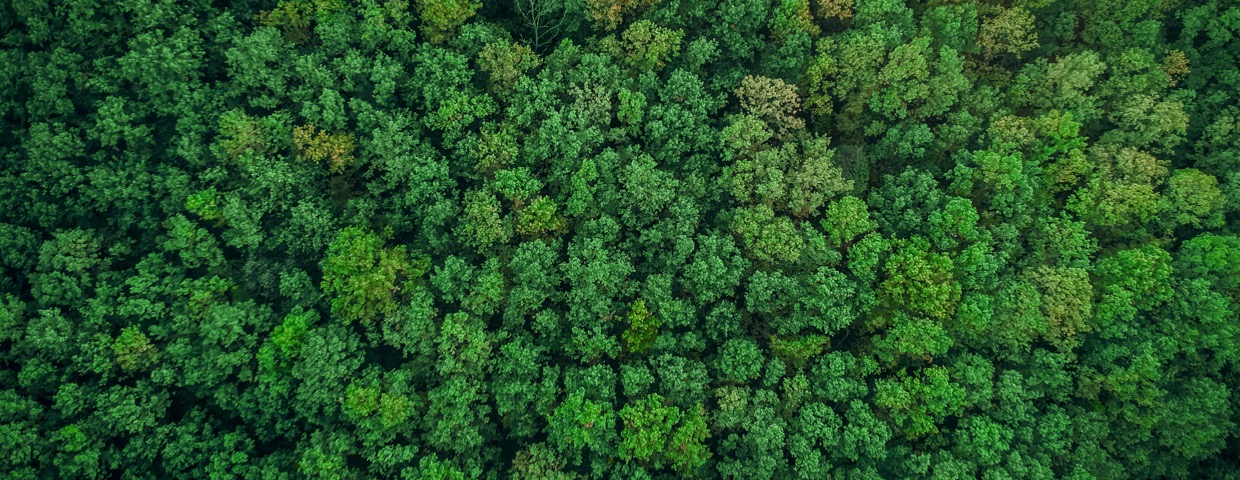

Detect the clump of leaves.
[
  {"left": 186, "top": 188, "right": 224, "bottom": 222},
  {"left": 735, "top": 75, "right": 806, "bottom": 134},
  {"left": 585, "top": 0, "right": 662, "bottom": 31},
  {"left": 260, "top": 0, "right": 345, "bottom": 44},
  {"left": 622, "top": 299, "right": 661, "bottom": 354},
  {"left": 293, "top": 124, "right": 356, "bottom": 173},
  {"left": 113, "top": 326, "right": 158, "bottom": 372}
]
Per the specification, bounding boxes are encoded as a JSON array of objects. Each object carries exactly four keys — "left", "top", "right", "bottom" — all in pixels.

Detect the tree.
[
  {"left": 479, "top": 42, "right": 542, "bottom": 94},
  {"left": 666, "top": 404, "right": 711, "bottom": 474},
  {"left": 623, "top": 299, "right": 661, "bottom": 354},
  {"left": 585, "top": 0, "right": 662, "bottom": 31},
  {"left": 1093, "top": 244, "right": 1173, "bottom": 329},
  {"left": 620, "top": 20, "right": 684, "bottom": 71},
  {"left": 516, "top": 196, "right": 564, "bottom": 237},
  {"left": 4, "top": 0, "right": 1240, "bottom": 477},
  {"left": 1030, "top": 266, "right": 1093, "bottom": 350},
  {"left": 1160, "top": 168, "right": 1224, "bottom": 229},
  {"left": 112, "top": 326, "right": 157, "bottom": 372},
  {"left": 769, "top": 0, "right": 818, "bottom": 41},
  {"left": 617, "top": 393, "right": 710, "bottom": 472},
  {"left": 505, "top": 239, "right": 563, "bottom": 325},
  {"left": 730, "top": 205, "right": 804, "bottom": 264},
  {"left": 822, "top": 196, "right": 877, "bottom": 247},
  {"left": 415, "top": 0, "right": 481, "bottom": 44},
  {"left": 516, "top": 0, "right": 570, "bottom": 51},
  {"left": 873, "top": 366, "right": 966, "bottom": 439},
  {"left": 494, "top": 336, "right": 559, "bottom": 438},
  {"left": 260, "top": 0, "right": 346, "bottom": 44},
  {"left": 619, "top": 393, "right": 677, "bottom": 463},
  {"left": 547, "top": 390, "right": 617, "bottom": 460},
  {"left": 977, "top": 7, "right": 1039, "bottom": 59},
  {"left": 1068, "top": 146, "right": 1169, "bottom": 231},
  {"left": 879, "top": 238, "right": 961, "bottom": 321},
  {"left": 682, "top": 232, "right": 749, "bottom": 305},
  {"left": 734, "top": 75, "right": 805, "bottom": 134},
  {"left": 321, "top": 227, "right": 429, "bottom": 324},
  {"left": 715, "top": 339, "right": 764, "bottom": 383},
  {"left": 293, "top": 124, "right": 356, "bottom": 173},
  {"left": 30, "top": 229, "right": 103, "bottom": 308},
  {"left": 458, "top": 189, "right": 513, "bottom": 250},
  {"left": 510, "top": 443, "right": 576, "bottom": 480}
]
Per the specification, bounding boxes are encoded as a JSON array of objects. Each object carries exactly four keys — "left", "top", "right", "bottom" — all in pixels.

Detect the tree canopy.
[{"left": 2, "top": 0, "right": 1239, "bottom": 478}]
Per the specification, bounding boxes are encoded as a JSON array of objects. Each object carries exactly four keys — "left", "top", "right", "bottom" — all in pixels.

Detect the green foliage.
[
  {"left": 716, "top": 339, "right": 765, "bottom": 383},
  {"left": 1031, "top": 266, "right": 1094, "bottom": 349},
  {"left": 293, "top": 124, "right": 356, "bottom": 173},
  {"left": 769, "top": 335, "right": 831, "bottom": 367},
  {"left": 665, "top": 403, "right": 711, "bottom": 473},
  {"left": 112, "top": 326, "right": 157, "bottom": 372},
  {"left": 683, "top": 232, "right": 748, "bottom": 305},
  {"left": 734, "top": 75, "right": 806, "bottom": 134},
  {"left": 511, "top": 443, "right": 575, "bottom": 480},
  {"left": 822, "top": 196, "right": 877, "bottom": 246},
  {"left": 770, "top": 0, "right": 818, "bottom": 41},
  {"left": 4, "top": 2, "right": 1239, "bottom": 478},
  {"left": 1161, "top": 168, "right": 1225, "bottom": 229},
  {"left": 879, "top": 238, "right": 961, "bottom": 321},
  {"left": 459, "top": 189, "right": 513, "bottom": 250},
  {"left": 730, "top": 204, "right": 804, "bottom": 264},
  {"left": 216, "top": 109, "right": 285, "bottom": 161},
  {"left": 321, "top": 227, "right": 429, "bottom": 324},
  {"left": 516, "top": 196, "right": 563, "bottom": 237},
  {"left": 272, "top": 309, "right": 315, "bottom": 358},
  {"left": 261, "top": 0, "right": 346, "bottom": 44},
  {"left": 622, "top": 299, "right": 661, "bottom": 354},
  {"left": 416, "top": 0, "right": 480, "bottom": 44},
  {"left": 185, "top": 188, "right": 225, "bottom": 222},
  {"left": 479, "top": 41, "right": 541, "bottom": 94},
  {"left": 726, "top": 131, "right": 852, "bottom": 218},
  {"left": 978, "top": 7, "right": 1039, "bottom": 58},
  {"left": 619, "top": 393, "right": 678, "bottom": 463},
  {"left": 585, "top": 0, "right": 661, "bottom": 31},
  {"left": 547, "top": 390, "right": 615, "bottom": 457},
  {"left": 874, "top": 366, "right": 966, "bottom": 439},
  {"left": 620, "top": 21, "right": 684, "bottom": 71},
  {"left": 616, "top": 393, "right": 709, "bottom": 472}
]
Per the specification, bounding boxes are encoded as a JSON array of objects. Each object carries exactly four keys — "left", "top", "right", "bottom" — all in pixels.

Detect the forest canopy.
[{"left": 2, "top": 0, "right": 1239, "bottom": 478}]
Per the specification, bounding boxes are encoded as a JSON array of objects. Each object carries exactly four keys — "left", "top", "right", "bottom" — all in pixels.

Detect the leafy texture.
[{"left": 3, "top": 1, "right": 1238, "bottom": 478}]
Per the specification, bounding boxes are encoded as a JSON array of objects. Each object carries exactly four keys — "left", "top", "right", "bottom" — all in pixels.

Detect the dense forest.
[{"left": 2, "top": 0, "right": 1239, "bottom": 478}]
